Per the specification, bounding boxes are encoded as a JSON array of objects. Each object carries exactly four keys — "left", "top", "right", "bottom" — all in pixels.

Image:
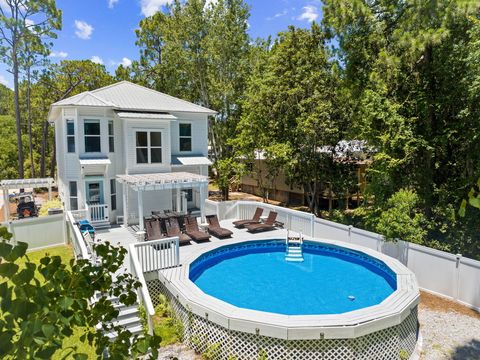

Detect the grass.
[
  {"left": 8, "top": 244, "right": 97, "bottom": 359},
  {"left": 152, "top": 294, "right": 183, "bottom": 346}
]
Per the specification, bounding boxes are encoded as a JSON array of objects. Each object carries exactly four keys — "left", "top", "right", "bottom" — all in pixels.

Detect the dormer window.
[
  {"left": 179, "top": 123, "right": 192, "bottom": 152},
  {"left": 84, "top": 120, "right": 101, "bottom": 153}
]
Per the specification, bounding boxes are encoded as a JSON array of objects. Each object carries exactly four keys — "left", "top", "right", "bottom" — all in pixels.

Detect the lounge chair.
[
  {"left": 145, "top": 218, "right": 166, "bottom": 241},
  {"left": 185, "top": 216, "right": 211, "bottom": 243},
  {"left": 232, "top": 207, "right": 263, "bottom": 228},
  {"left": 165, "top": 217, "right": 191, "bottom": 245},
  {"left": 206, "top": 214, "right": 233, "bottom": 239},
  {"left": 246, "top": 211, "right": 278, "bottom": 233}
]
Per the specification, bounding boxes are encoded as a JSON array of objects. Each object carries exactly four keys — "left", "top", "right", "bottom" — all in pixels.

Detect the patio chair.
[
  {"left": 165, "top": 217, "right": 191, "bottom": 245},
  {"left": 206, "top": 214, "right": 233, "bottom": 239},
  {"left": 232, "top": 207, "right": 263, "bottom": 228},
  {"left": 246, "top": 211, "right": 278, "bottom": 233},
  {"left": 185, "top": 216, "right": 211, "bottom": 243},
  {"left": 145, "top": 218, "right": 166, "bottom": 241}
]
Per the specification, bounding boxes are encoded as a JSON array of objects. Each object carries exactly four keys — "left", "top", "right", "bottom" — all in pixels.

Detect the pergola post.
[
  {"left": 48, "top": 179, "right": 52, "bottom": 201},
  {"left": 176, "top": 189, "right": 181, "bottom": 213},
  {"left": 138, "top": 189, "right": 144, "bottom": 232},
  {"left": 200, "top": 184, "right": 207, "bottom": 222},
  {"left": 122, "top": 182, "right": 129, "bottom": 227},
  {"left": 3, "top": 188, "right": 9, "bottom": 222}
]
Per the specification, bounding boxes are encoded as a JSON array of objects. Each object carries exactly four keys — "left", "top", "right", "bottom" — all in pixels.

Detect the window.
[
  {"left": 110, "top": 179, "right": 117, "bottom": 211},
  {"left": 136, "top": 131, "right": 162, "bottom": 164},
  {"left": 179, "top": 123, "right": 192, "bottom": 152},
  {"left": 69, "top": 181, "right": 78, "bottom": 210},
  {"left": 108, "top": 120, "right": 114, "bottom": 153},
  {"left": 84, "top": 120, "right": 101, "bottom": 152},
  {"left": 185, "top": 188, "right": 193, "bottom": 202},
  {"left": 66, "top": 120, "right": 75, "bottom": 153}
]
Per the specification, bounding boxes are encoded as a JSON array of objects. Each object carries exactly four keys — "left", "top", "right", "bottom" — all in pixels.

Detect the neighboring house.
[
  {"left": 240, "top": 141, "right": 372, "bottom": 206},
  {"left": 48, "top": 81, "right": 215, "bottom": 228}
]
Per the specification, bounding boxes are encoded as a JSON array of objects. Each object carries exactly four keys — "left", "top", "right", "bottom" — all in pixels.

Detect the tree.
[
  {"left": 0, "top": 0, "right": 61, "bottom": 178},
  {"left": 131, "top": 0, "right": 251, "bottom": 173},
  {"left": 0, "top": 227, "right": 160, "bottom": 359},
  {"left": 373, "top": 189, "right": 428, "bottom": 244},
  {"left": 237, "top": 25, "right": 351, "bottom": 215},
  {"left": 214, "top": 157, "right": 245, "bottom": 200}
]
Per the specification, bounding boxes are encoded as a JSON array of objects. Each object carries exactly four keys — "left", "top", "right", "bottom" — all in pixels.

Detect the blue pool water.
[{"left": 189, "top": 240, "right": 397, "bottom": 315}]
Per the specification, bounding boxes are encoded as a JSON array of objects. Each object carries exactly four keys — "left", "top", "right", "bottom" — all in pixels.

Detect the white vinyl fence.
[
  {"left": 4, "top": 213, "right": 66, "bottom": 251},
  {"left": 208, "top": 199, "right": 480, "bottom": 312}
]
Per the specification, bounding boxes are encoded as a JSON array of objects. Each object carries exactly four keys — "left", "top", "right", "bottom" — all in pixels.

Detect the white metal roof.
[
  {"left": 116, "top": 112, "right": 178, "bottom": 120},
  {"left": 79, "top": 158, "right": 111, "bottom": 165},
  {"left": 51, "top": 81, "right": 216, "bottom": 115},
  {"left": 117, "top": 172, "right": 208, "bottom": 191},
  {"left": 0, "top": 178, "right": 55, "bottom": 190},
  {"left": 171, "top": 156, "right": 212, "bottom": 166}
]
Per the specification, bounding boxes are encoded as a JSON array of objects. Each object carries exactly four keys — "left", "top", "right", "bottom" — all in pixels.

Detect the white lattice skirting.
[{"left": 147, "top": 279, "right": 419, "bottom": 360}]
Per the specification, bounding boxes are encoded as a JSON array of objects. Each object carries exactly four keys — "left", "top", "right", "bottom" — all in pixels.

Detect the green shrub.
[
  {"left": 38, "top": 198, "right": 63, "bottom": 216},
  {"left": 203, "top": 342, "right": 221, "bottom": 360},
  {"left": 373, "top": 189, "right": 428, "bottom": 244}
]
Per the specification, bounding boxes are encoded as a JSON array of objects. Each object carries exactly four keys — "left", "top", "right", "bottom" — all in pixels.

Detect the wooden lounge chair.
[
  {"left": 206, "top": 214, "right": 233, "bottom": 239},
  {"left": 165, "top": 217, "right": 191, "bottom": 245},
  {"left": 185, "top": 216, "right": 211, "bottom": 242},
  {"left": 145, "top": 218, "right": 166, "bottom": 241},
  {"left": 232, "top": 207, "right": 263, "bottom": 228},
  {"left": 246, "top": 211, "right": 278, "bottom": 233}
]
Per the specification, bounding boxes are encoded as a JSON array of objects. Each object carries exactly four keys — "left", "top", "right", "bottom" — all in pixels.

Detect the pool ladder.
[{"left": 285, "top": 231, "right": 304, "bottom": 262}]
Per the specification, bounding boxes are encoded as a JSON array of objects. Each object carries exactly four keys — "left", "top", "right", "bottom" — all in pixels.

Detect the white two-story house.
[{"left": 48, "top": 81, "right": 215, "bottom": 229}]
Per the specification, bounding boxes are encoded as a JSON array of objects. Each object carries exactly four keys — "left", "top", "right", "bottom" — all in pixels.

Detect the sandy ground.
[{"left": 419, "top": 291, "right": 480, "bottom": 360}]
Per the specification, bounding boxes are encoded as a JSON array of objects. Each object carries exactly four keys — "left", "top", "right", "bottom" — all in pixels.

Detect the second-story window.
[
  {"left": 66, "top": 120, "right": 75, "bottom": 153},
  {"left": 108, "top": 120, "right": 114, "bottom": 152},
  {"left": 69, "top": 181, "right": 78, "bottom": 210},
  {"left": 84, "top": 120, "right": 101, "bottom": 153},
  {"left": 179, "top": 123, "right": 192, "bottom": 152},
  {"left": 136, "top": 131, "right": 162, "bottom": 164}
]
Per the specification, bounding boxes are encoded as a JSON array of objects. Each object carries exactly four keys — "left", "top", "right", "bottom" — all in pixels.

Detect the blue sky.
[{"left": 0, "top": 0, "right": 323, "bottom": 88}]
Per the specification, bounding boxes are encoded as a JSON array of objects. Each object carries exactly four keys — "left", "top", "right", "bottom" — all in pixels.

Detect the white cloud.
[
  {"left": 267, "top": 9, "right": 287, "bottom": 21},
  {"left": 297, "top": 6, "right": 319, "bottom": 22},
  {"left": 0, "top": 74, "right": 9, "bottom": 87},
  {"left": 91, "top": 55, "right": 104, "bottom": 64},
  {"left": 108, "top": 0, "right": 119, "bottom": 8},
  {"left": 50, "top": 51, "right": 68, "bottom": 58},
  {"left": 120, "top": 57, "right": 132, "bottom": 67},
  {"left": 74, "top": 20, "right": 93, "bottom": 40},
  {"left": 203, "top": 0, "right": 217, "bottom": 10},
  {"left": 25, "top": 18, "right": 35, "bottom": 27},
  {"left": 140, "top": 0, "right": 174, "bottom": 17}
]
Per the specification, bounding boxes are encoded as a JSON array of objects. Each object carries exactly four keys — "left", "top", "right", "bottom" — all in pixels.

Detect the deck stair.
[
  {"left": 285, "top": 231, "right": 304, "bottom": 262},
  {"left": 94, "top": 294, "right": 144, "bottom": 341}
]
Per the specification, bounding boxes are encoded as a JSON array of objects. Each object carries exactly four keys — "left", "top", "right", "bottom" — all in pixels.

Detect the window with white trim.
[
  {"left": 136, "top": 131, "right": 162, "bottom": 164},
  {"left": 84, "top": 120, "right": 101, "bottom": 153},
  {"left": 66, "top": 120, "right": 75, "bottom": 153},
  {"left": 69, "top": 181, "right": 78, "bottom": 210},
  {"left": 110, "top": 179, "right": 117, "bottom": 211},
  {"left": 108, "top": 120, "right": 114, "bottom": 153},
  {"left": 179, "top": 123, "right": 192, "bottom": 152}
]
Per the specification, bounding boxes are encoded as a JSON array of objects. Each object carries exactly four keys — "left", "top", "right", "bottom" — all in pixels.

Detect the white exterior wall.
[{"left": 54, "top": 105, "right": 210, "bottom": 223}]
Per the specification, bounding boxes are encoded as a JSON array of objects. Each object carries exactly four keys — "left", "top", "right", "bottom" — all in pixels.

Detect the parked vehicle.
[{"left": 16, "top": 192, "right": 38, "bottom": 219}]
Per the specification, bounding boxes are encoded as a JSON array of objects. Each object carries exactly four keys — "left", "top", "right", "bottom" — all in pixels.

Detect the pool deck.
[{"left": 157, "top": 219, "right": 420, "bottom": 340}]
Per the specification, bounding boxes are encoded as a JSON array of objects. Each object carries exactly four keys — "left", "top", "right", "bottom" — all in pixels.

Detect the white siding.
[{"left": 170, "top": 112, "right": 209, "bottom": 156}]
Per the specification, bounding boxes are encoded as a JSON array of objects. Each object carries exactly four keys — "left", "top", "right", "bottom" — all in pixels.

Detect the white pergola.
[
  {"left": 116, "top": 172, "right": 209, "bottom": 232},
  {"left": 0, "top": 178, "right": 55, "bottom": 221}
]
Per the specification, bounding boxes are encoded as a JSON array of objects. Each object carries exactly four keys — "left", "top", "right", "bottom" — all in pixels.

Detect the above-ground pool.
[
  {"left": 154, "top": 237, "right": 420, "bottom": 360},
  {"left": 189, "top": 240, "right": 396, "bottom": 315}
]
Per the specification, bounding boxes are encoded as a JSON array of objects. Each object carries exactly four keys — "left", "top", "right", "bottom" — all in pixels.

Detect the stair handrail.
[{"left": 128, "top": 243, "right": 155, "bottom": 335}]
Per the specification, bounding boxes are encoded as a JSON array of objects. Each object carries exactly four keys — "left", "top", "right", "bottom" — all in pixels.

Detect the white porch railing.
[
  {"left": 87, "top": 203, "right": 109, "bottom": 223},
  {"left": 66, "top": 211, "right": 90, "bottom": 259},
  {"left": 224, "top": 201, "right": 315, "bottom": 237},
  {"left": 70, "top": 209, "right": 88, "bottom": 222},
  {"left": 129, "top": 237, "right": 180, "bottom": 335}
]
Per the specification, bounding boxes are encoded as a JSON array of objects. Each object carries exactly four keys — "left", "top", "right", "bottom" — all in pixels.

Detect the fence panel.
[
  {"left": 133, "top": 237, "right": 180, "bottom": 272},
  {"left": 457, "top": 257, "right": 480, "bottom": 310},
  {"left": 8, "top": 214, "right": 66, "bottom": 251},
  {"left": 314, "top": 218, "right": 350, "bottom": 242}
]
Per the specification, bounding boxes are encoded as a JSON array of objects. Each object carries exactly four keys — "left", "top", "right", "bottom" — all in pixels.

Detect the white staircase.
[
  {"left": 95, "top": 295, "right": 144, "bottom": 341},
  {"left": 285, "top": 231, "right": 304, "bottom": 262}
]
